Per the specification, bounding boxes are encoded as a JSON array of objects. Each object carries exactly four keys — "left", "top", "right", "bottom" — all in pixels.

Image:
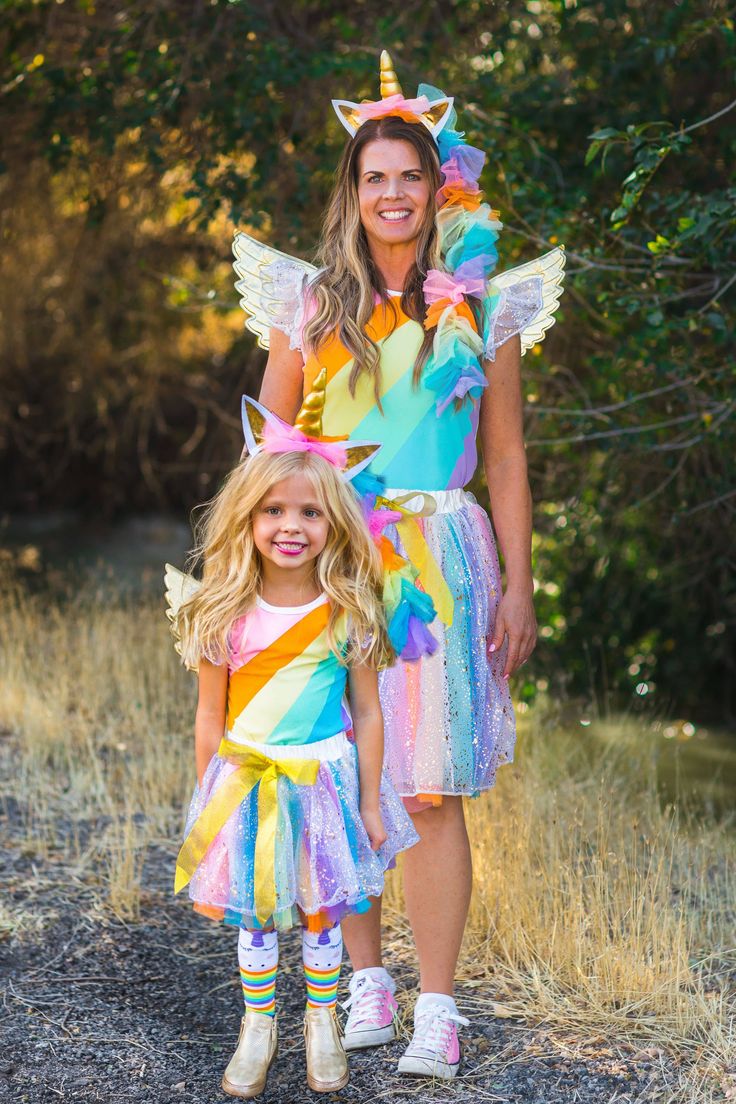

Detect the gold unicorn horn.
[
  {"left": 380, "top": 50, "right": 403, "bottom": 98},
  {"left": 294, "top": 366, "right": 327, "bottom": 437}
]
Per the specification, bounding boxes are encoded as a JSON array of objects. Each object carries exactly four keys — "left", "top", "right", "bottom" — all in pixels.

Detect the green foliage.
[{"left": 0, "top": 0, "right": 734, "bottom": 718}]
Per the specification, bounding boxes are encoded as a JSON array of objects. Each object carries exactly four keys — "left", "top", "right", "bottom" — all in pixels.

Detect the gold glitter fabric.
[{"left": 379, "top": 490, "right": 515, "bottom": 797}]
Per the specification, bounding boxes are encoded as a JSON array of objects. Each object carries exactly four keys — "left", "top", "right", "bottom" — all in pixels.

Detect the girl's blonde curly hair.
[{"left": 175, "top": 449, "right": 391, "bottom": 670}]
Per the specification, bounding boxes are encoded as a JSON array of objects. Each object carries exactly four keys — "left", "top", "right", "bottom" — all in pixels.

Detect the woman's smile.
[{"left": 378, "top": 207, "right": 412, "bottom": 222}]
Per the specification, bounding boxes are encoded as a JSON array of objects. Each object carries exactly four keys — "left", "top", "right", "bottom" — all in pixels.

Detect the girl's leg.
[
  {"left": 302, "top": 925, "right": 348, "bottom": 1092},
  {"left": 222, "top": 928, "right": 279, "bottom": 1097},
  {"left": 238, "top": 927, "right": 279, "bottom": 1015},
  {"left": 302, "top": 924, "right": 343, "bottom": 1008},
  {"left": 403, "top": 796, "right": 472, "bottom": 995}
]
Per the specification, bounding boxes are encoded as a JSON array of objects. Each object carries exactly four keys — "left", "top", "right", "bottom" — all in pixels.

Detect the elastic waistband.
[
  {"left": 382, "top": 487, "right": 476, "bottom": 515},
  {"left": 221, "top": 730, "right": 350, "bottom": 763}
]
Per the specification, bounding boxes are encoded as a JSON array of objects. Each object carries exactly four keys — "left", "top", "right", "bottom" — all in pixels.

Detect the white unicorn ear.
[
  {"left": 425, "top": 96, "right": 454, "bottom": 137},
  {"left": 241, "top": 395, "right": 292, "bottom": 455},
  {"left": 331, "top": 99, "right": 363, "bottom": 136},
  {"left": 342, "top": 441, "right": 383, "bottom": 481}
]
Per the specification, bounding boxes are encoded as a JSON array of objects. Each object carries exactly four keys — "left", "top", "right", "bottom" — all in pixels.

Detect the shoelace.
[
  {"left": 341, "top": 977, "right": 391, "bottom": 1026},
  {"left": 411, "top": 1004, "right": 469, "bottom": 1055}
]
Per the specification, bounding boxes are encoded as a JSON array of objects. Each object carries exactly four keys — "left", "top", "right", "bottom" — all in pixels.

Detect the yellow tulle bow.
[
  {"left": 175, "top": 739, "right": 321, "bottom": 923},
  {"left": 377, "top": 492, "right": 455, "bottom": 627}
]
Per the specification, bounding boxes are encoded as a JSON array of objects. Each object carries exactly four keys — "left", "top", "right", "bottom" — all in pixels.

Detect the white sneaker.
[
  {"left": 341, "top": 971, "right": 398, "bottom": 1051},
  {"left": 397, "top": 1002, "right": 469, "bottom": 1079}
]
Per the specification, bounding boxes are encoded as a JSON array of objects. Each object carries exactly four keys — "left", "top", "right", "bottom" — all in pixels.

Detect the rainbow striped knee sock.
[
  {"left": 302, "top": 924, "right": 343, "bottom": 1008},
  {"left": 238, "top": 927, "right": 278, "bottom": 1016}
]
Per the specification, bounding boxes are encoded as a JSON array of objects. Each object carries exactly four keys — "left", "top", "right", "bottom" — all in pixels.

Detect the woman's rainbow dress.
[{"left": 270, "top": 286, "right": 542, "bottom": 805}]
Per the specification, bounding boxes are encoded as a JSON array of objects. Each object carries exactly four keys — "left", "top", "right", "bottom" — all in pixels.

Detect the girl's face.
[
  {"left": 357, "top": 138, "right": 432, "bottom": 255},
  {"left": 252, "top": 472, "right": 330, "bottom": 575}
]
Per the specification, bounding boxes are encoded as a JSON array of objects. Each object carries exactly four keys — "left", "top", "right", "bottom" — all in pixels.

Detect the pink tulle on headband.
[
  {"left": 355, "top": 93, "right": 431, "bottom": 121},
  {"left": 261, "top": 422, "right": 348, "bottom": 469}
]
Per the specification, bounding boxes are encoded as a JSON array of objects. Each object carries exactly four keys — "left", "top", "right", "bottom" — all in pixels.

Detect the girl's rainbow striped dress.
[{"left": 175, "top": 594, "right": 418, "bottom": 931}]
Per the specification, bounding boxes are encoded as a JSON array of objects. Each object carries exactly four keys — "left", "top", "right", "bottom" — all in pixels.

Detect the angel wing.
[
  {"left": 232, "top": 230, "right": 318, "bottom": 350},
  {"left": 164, "top": 563, "right": 201, "bottom": 671},
  {"left": 487, "top": 246, "right": 565, "bottom": 356}
]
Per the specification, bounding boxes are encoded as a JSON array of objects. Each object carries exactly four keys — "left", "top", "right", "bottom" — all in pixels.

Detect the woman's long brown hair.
[{"left": 303, "top": 116, "right": 443, "bottom": 397}]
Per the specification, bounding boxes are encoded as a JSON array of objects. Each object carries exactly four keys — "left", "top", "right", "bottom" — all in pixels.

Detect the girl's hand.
[
  {"left": 488, "top": 586, "right": 537, "bottom": 681},
  {"left": 360, "top": 805, "right": 387, "bottom": 851}
]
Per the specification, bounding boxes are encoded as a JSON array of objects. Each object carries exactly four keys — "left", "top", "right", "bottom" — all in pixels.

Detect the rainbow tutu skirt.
[
  {"left": 178, "top": 733, "right": 418, "bottom": 932},
  {"left": 380, "top": 488, "right": 516, "bottom": 802}
]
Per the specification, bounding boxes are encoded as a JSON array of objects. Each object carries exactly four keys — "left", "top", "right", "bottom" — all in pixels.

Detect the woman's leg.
[
  {"left": 403, "top": 796, "right": 472, "bottom": 995},
  {"left": 340, "top": 895, "right": 383, "bottom": 970}
]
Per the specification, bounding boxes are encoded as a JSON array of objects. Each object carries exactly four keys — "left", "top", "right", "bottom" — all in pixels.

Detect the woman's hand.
[
  {"left": 360, "top": 805, "right": 387, "bottom": 851},
  {"left": 488, "top": 585, "right": 537, "bottom": 681}
]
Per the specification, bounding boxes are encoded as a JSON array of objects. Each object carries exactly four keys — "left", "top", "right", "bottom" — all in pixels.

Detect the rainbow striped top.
[
  {"left": 226, "top": 595, "right": 349, "bottom": 748},
  {"left": 303, "top": 298, "right": 482, "bottom": 491}
]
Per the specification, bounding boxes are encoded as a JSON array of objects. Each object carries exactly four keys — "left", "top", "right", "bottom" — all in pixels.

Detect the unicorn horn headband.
[
  {"left": 332, "top": 50, "right": 454, "bottom": 139},
  {"left": 241, "top": 371, "right": 381, "bottom": 482}
]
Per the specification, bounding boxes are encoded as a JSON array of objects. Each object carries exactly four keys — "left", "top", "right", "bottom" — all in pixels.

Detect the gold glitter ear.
[
  {"left": 423, "top": 100, "right": 452, "bottom": 129},
  {"left": 335, "top": 102, "right": 362, "bottom": 134},
  {"left": 344, "top": 443, "right": 381, "bottom": 469},
  {"left": 380, "top": 50, "right": 403, "bottom": 98},
  {"left": 245, "top": 403, "right": 267, "bottom": 446},
  {"left": 295, "top": 366, "right": 327, "bottom": 436}
]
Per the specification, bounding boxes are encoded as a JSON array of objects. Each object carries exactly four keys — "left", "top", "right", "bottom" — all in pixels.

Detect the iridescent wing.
[
  {"left": 164, "top": 563, "right": 201, "bottom": 671},
  {"left": 489, "top": 246, "right": 565, "bottom": 355},
  {"left": 232, "top": 231, "right": 318, "bottom": 350}
]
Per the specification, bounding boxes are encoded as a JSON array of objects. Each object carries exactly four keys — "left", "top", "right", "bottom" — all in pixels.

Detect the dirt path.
[{"left": 2, "top": 835, "right": 675, "bottom": 1103}]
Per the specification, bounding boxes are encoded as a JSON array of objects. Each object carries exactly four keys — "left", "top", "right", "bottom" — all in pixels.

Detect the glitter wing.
[
  {"left": 232, "top": 231, "right": 318, "bottom": 351},
  {"left": 490, "top": 246, "right": 566, "bottom": 355},
  {"left": 164, "top": 563, "right": 201, "bottom": 671}
]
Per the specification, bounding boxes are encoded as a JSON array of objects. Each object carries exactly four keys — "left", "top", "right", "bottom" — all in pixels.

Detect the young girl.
[{"left": 167, "top": 397, "right": 418, "bottom": 1098}]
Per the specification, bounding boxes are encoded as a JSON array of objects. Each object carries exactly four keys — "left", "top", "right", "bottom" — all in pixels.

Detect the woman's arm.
[
  {"left": 347, "top": 662, "right": 387, "bottom": 851},
  {"left": 479, "top": 333, "right": 537, "bottom": 679},
  {"left": 194, "top": 658, "right": 228, "bottom": 785},
  {"left": 258, "top": 327, "right": 305, "bottom": 421}
]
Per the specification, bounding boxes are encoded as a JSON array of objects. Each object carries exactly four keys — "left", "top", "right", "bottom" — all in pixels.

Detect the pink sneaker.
[
  {"left": 342, "top": 971, "right": 398, "bottom": 1051},
  {"left": 397, "top": 1002, "right": 469, "bottom": 1079}
]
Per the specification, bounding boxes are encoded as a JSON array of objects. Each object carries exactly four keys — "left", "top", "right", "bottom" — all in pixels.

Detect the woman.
[{"left": 233, "top": 52, "right": 564, "bottom": 1079}]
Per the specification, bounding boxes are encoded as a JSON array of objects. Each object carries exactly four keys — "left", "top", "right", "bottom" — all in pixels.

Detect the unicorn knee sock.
[
  {"left": 302, "top": 924, "right": 343, "bottom": 1009},
  {"left": 238, "top": 927, "right": 278, "bottom": 1016}
]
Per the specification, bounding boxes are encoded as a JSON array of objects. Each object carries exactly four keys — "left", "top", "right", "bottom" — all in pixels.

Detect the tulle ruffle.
[
  {"left": 418, "top": 83, "right": 502, "bottom": 417},
  {"left": 181, "top": 738, "right": 418, "bottom": 932},
  {"left": 351, "top": 468, "right": 439, "bottom": 661}
]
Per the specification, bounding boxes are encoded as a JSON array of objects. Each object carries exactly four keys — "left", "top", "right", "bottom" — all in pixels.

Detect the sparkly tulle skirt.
[
  {"left": 181, "top": 734, "right": 418, "bottom": 931},
  {"left": 380, "top": 489, "right": 516, "bottom": 801}
]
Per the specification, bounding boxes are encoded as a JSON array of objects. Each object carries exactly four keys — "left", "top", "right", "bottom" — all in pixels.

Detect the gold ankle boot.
[
  {"left": 303, "top": 1005, "right": 349, "bottom": 1092},
  {"left": 222, "top": 1010, "right": 278, "bottom": 1099}
]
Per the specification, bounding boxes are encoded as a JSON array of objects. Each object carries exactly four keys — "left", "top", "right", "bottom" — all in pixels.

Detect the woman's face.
[{"left": 357, "top": 138, "right": 432, "bottom": 253}]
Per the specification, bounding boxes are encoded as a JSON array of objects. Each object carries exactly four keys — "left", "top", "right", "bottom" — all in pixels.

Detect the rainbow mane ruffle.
[
  {"left": 419, "top": 84, "right": 502, "bottom": 414},
  {"left": 352, "top": 469, "right": 438, "bottom": 662}
]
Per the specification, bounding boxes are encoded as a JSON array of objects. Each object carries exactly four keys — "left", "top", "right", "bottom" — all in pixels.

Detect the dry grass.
[{"left": 1, "top": 577, "right": 734, "bottom": 1101}]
